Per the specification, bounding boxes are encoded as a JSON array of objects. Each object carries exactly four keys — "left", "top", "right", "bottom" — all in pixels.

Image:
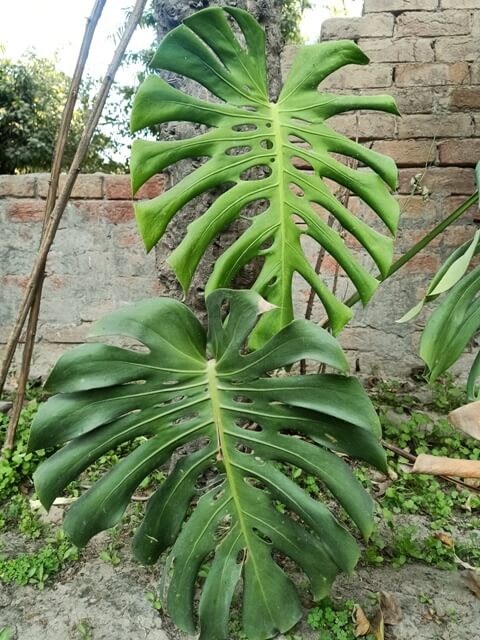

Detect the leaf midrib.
[{"left": 206, "top": 359, "right": 276, "bottom": 624}]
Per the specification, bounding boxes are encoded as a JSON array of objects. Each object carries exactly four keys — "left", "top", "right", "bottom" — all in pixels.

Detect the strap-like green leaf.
[
  {"left": 130, "top": 7, "right": 399, "bottom": 345},
  {"left": 420, "top": 264, "right": 480, "bottom": 382},
  {"left": 30, "top": 289, "right": 386, "bottom": 640}
]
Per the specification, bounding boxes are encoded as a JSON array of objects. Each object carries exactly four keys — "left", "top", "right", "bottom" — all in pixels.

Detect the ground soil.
[{"left": 0, "top": 532, "right": 479, "bottom": 640}]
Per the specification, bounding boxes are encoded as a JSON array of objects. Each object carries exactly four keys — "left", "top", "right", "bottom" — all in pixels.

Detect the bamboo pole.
[{"left": 1, "top": 0, "right": 148, "bottom": 448}]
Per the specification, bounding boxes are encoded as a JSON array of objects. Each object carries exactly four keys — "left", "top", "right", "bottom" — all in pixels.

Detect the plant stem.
[{"left": 0, "top": 0, "right": 148, "bottom": 418}]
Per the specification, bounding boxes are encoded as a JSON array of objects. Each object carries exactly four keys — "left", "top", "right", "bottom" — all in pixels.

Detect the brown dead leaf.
[
  {"left": 412, "top": 454, "right": 480, "bottom": 478},
  {"left": 463, "top": 570, "right": 480, "bottom": 599},
  {"left": 369, "top": 609, "right": 385, "bottom": 640},
  {"left": 379, "top": 591, "right": 402, "bottom": 625},
  {"left": 433, "top": 532, "right": 455, "bottom": 548},
  {"left": 352, "top": 605, "right": 371, "bottom": 637},
  {"left": 449, "top": 401, "right": 480, "bottom": 440}
]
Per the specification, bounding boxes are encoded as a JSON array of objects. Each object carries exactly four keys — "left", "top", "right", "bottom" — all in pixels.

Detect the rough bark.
[{"left": 151, "top": 0, "right": 283, "bottom": 313}]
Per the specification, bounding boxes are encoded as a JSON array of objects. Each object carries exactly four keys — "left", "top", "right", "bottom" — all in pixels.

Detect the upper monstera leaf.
[
  {"left": 30, "top": 289, "right": 386, "bottom": 640},
  {"left": 130, "top": 7, "right": 400, "bottom": 346}
]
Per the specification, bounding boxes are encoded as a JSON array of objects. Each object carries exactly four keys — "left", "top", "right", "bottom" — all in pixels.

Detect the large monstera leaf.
[
  {"left": 30, "top": 289, "right": 386, "bottom": 640},
  {"left": 130, "top": 7, "right": 400, "bottom": 346}
]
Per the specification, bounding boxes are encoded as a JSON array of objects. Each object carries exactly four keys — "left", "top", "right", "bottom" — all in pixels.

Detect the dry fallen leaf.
[
  {"left": 449, "top": 401, "right": 480, "bottom": 441},
  {"left": 412, "top": 454, "right": 480, "bottom": 478},
  {"left": 463, "top": 570, "right": 480, "bottom": 599},
  {"left": 369, "top": 609, "right": 385, "bottom": 640},
  {"left": 433, "top": 532, "right": 455, "bottom": 548},
  {"left": 353, "top": 605, "right": 370, "bottom": 637},
  {"left": 379, "top": 591, "right": 402, "bottom": 625}
]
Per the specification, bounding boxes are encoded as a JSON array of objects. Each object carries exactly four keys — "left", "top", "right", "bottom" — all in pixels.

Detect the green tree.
[{"left": 0, "top": 53, "right": 124, "bottom": 174}]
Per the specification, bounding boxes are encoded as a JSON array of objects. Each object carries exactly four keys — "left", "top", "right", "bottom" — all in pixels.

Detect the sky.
[
  {"left": 0, "top": 1, "right": 364, "bottom": 82},
  {"left": 0, "top": 1, "right": 155, "bottom": 84}
]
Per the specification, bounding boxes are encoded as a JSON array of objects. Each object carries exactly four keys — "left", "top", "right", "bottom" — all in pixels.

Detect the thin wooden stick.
[
  {"left": 0, "top": 0, "right": 148, "bottom": 419},
  {"left": 2, "top": 0, "right": 108, "bottom": 450},
  {"left": 382, "top": 440, "right": 479, "bottom": 492}
]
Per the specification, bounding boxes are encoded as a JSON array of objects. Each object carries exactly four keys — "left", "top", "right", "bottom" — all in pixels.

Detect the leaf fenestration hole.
[
  {"left": 232, "top": 123, "right": 257, "bottom": 132},
  {"left": 233, "top": 395, "right": 253, "bottom": 404},
  {"left": 225, "top": 145, "right": 252, "bottom": 156},
  {"left": 289, "top": 183, "right": 304, "bottom": 197},
  {"left": 253, "top": 528, "right": 273, "bottom": 545},
  {"left": 290, "top": 156, "right": 314, "bottom": 172},
  {"left": 260, "top": 139, "right": 273, "bottom": 149},
  {"left": 240, "top": 165, "right": 271, "bottom": 181}
]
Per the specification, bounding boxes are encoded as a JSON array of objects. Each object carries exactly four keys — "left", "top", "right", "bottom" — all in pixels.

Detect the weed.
[
  {"left": 73, "top": 620, "right": 94, "bottom": 640},
  {"left": 0, "top": 530, "right": 78, "bottom": 589},
  {"left": 0, "top": 627, "right": 15, "bottom": 640},
  {"left": 146, "top": 589, "right": 162, "bottom": 611},
  {"left": 307, "top": 598, "right": 373, "bottom": 640}
]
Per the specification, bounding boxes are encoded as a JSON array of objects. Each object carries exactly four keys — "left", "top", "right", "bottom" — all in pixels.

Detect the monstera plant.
[
  {"left": 130, "top": 6, "right": 399, "bottom": 345},
  {"left": 29, "top": 7, "right": 401, "bottom": 640}
]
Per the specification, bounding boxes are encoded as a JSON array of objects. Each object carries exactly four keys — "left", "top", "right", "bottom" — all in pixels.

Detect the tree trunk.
[{"left": 151, "top": 0, "right": 283, "bottom": 313}]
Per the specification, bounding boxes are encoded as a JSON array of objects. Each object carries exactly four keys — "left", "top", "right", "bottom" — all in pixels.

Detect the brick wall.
[
  {"left": 0, "top": 174, "right": 163, "bottom": 379},
  {"left": 284, "top": 0, "right": 480, "bottom": 377},
  {"left": 2, "top": 0, "right": 480, "bottom": 380}
]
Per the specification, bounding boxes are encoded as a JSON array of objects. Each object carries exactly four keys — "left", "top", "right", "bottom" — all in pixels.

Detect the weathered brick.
[
  {"left": 449, "top": 87, "right": 480, "bottom": 110},
  {"left": 0, "top": 175, "right": 35, "bottom": 198},
  {"left": 395, "top": 11, "right": 472, "bottom": 38},
  {"left": 399, "top": 253, "right": 441, "bottom": 274},
  {"left": 441, "top": 224, "right": 479, "bottom": 248},
  {"left": 434, "top": 37, "right": 479, "bottom": 62},
  {"left": 321, "top": 14, "right": 394, "bottom": 41},
  {"left": 372, "top": 139, "right": 437, "bottom": 166},
  {"left": 74, "top": 201, "right": 135, "bottom": 223},
  {"left": 472, "top": 115, "right": 480, "bottom": 137},
  {"left": 397, "top": 113, "right": 473, "bottom": 138},
  {"left": 357, "top": 37, "right": 434, "bottom": 63},
  {"left": 365, "top": 0, "right": 437, "bottom": 11},
  {"left": 329, "top": 113, "right": 397, "bottom": 139},
  {"left": 472, "top": 63, "right": 480, "bottom": 84},
  {"left": 441, "top": 0, "right": 480, "bottom": 7},
  {"left": 321, "top": 64, "right": 393, "bottom": 90},
  {"left": 398, "top": 167, "right": 476, "bottom": 195},
  {"left": 398, "top": 229, "right": 442, "bottom": 251},
  {"left": 37, "top": 173, "right": 103, "bottom": 199},
  {"left": 438, "top": 139, "right": 480, "bottom": 166},
  {"left": 441, "top": 196, "right": 479, "bottom": 220},
  {"left": 395, "top": 62, "right": 470, "bottom": 87},
  {"left": 5, "top": 199, "right": 45, "bottom": 222}
]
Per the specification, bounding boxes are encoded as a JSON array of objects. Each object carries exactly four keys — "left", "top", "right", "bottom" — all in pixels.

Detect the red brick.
[
  {"left": 372, "top": 140, "right": 437, "bottom": 167},
  {"left": 395, "top": 62, "right": 470, "bottom": 87},
  {"left": 395, "top": 11, "right": 471, "bottom": 38},
  {"left": 396, "top": 253, "right": 441, "bottom": 274},
  {"left": 104, "top": 174, "right": 164, "bottom": 200},
  {"left": 135, "top": 175, "right": 165, "bottom": 200},
  {"left": 398, "top": 168, "right": 476, "bottom": 195},
  {"left": 0, "top": 175, "right": 35, "bottom": 197},
  {"left": 438, "top": 139, "right": 480, "bottom": 166},
  {"left": 397, "top": 113, "right": 473, "bottom": 139},
  {"left": 37, "top": 173, "right": 103, "bottom": 199},
  {"left": 5, "top": 199, "right": 45, "bottom": 222},
  {"left": 72, "top": 201, "right": 135, "bottom": 223},
  {"left": 441, "top": 196, "right": 479, "bottom": 221},
  {"left": 449, "top": 87, "right": 480, "bottom": 110},
  {"left": 441, "top": 225, "right": 479, "bottom": 248},
  {"left": 104, "top": 175, "right": 131, "bottom": 199},
  {"left": 114, "top": 229, "right": 142, "bottom": 248}
]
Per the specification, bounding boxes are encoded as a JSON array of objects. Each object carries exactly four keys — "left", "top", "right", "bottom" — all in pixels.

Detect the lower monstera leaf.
[{"left": 29, "top": 289, "right": 386, "bottom": 640}]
